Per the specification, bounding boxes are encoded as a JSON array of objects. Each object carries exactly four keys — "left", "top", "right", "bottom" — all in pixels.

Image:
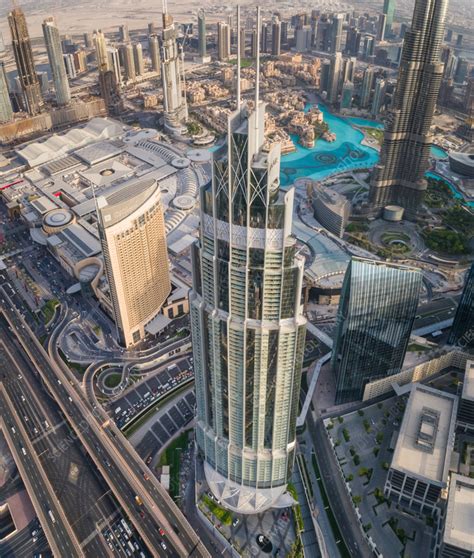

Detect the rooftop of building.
[
  {"left": 312, "top": 182, "right": 350, "bottom": 210},
  {"left": 443, "top": 474, "right": 474, "bottom": 552},
  {"left": 390, "top": 384, "right": 458, "bottom": 485},
  {"left": 462, "top": 360, "right": 474, "bottom": 402}
]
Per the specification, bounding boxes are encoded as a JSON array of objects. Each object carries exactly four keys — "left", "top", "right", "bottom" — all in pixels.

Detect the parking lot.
[
  {"left": 110, "top": 357, "right": 193, "bottom": 429},
  {"left": 136, "top": 391, "right": 195, "bottom": 463}
]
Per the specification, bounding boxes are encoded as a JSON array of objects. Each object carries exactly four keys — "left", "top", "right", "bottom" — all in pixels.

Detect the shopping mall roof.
[
  {"left": 15, "top": 118, "right": 124, "bottom": 168},
  {"left": 293, "top": 220, "right": 350, "bottom": 285}
]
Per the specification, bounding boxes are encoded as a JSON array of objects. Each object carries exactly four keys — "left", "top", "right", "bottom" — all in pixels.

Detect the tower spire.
[
  {"left": 236, "top": 5, "right": 241, "bottom": 110},
  {"left": 255, "top": 7, "right": 261, "bottom": 130}
]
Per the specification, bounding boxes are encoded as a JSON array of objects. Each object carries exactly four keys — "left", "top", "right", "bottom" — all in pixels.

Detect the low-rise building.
[
  {"left": 457, "top": 360, "right": 474, "bottom": 433},
  {"left": 311, "top": 183, "right": 351, "bottom": 237},
  {"left": 384, "top": 384, "right": 458, "bottom": 515},
  {"left": 438, "top": 473, "right": 474, "bottom": 558}
]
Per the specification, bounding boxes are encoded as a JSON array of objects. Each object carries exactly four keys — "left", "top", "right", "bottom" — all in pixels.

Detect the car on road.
[
  {"left": 159, "top": 527, "right": 165, "bottom": 536},
  {"left": 160, "top": 541, "right": 167, "bottom": 550}
]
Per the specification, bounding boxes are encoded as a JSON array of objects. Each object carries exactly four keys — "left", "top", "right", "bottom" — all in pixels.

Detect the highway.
[
  {"left": 1, "top": 285, "right": 209, "bottom": 558},
  {"left": 0, "top": 321, "right": 120, "bottom": 557},
  {"left": 0, "top": 387, "right": 84, "bottom": 558}
]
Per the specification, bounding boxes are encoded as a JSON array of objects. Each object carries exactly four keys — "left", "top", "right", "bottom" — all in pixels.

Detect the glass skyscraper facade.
[
  {"left": 42, "top": 17, "right": 71, "bottom": 106},
  {"left": 190, "top": 100, "right": 307, "bottom": 514},
  {"left": 332, "top": 258, "right": 422, "bottom": 404},
  {"left": 448, "top": 263, "right": 474, "bottom": 352}
]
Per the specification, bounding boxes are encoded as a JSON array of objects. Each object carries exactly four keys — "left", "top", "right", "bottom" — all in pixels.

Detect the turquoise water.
[
  {"left": 280, "top": 104, "right": 449, "bottom": 187},
  {"left": 430, "top": 145, "right": 448, "bottom": 159},
  {"left": 280, "top": 105, "right": 380, "bottom": 186}
]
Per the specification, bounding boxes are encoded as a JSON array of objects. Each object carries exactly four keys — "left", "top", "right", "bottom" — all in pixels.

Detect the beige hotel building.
[{"left": 97, "top": 178, "right": 171, "bottom": 347}]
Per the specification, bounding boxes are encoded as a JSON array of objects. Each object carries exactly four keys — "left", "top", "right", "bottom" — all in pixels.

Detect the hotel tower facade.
[
  {"left": 190, "top": 8, "right": 307, "bottom": 514},
  {"left": 369, "top": 0, "right": 448, "bottom": 215}
]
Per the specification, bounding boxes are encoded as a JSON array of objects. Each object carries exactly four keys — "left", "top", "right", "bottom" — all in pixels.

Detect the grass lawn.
[
  {"left": 104, "top": 372, "right": 122, "bottom": 388},
  {"left": 42, "top": 299, "right": 59, "bottom": 324},
  {"left": 229, "top": 57, "right": 253, "bottom": 68},
  {"left": 362, "top": 127, "right": 384, "bottom": 145},
  {"left": 407, "top": 343, "right": 431, "bottom": 352},
  {"left": 159, "top": 430, "right": 191, "bottom": 500},
  {"left": 202, "top": 494, "right": 232, "bottom": 525}
]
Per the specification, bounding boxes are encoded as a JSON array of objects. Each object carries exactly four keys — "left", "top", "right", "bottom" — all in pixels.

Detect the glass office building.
[
  {"left": 448, "top": 263, "right": 474, "bottom": 352},
  {"left": 332, "top": 258, "right": 422, "bottom": 404},
  {"left": 190, "top": 99, "right": 307, "bottom": 514}
]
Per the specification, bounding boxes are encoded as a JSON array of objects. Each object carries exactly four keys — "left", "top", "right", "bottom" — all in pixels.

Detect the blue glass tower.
[
  {"left": 448, "top": 263, "right": 474, "bottom": 352},
  {"left": 332, "top": 257, "right": 422, "bottom": 404}
]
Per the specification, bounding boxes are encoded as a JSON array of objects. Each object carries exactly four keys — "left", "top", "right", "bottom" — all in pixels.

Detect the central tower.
[
  {"left": 160, "top": 0, "right": 188, "bottom": 135},
  {"left": 369, "top": 0, "right": 448, "bottom": 215},
  {"left": 190, "top": 8, "right": 307, "bottom": 514}
]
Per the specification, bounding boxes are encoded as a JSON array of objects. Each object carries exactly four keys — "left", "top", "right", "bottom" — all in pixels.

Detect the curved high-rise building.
[
  {"left": 42, "top": 17, "right": 71, "bottom": 106},
  {"left": 97, "top": 179, "right": 171, "bottom": 347},
  {"left": 332, "top": 258, "right": 422, "bottom": 404},
  {"left": 8, "top": 7, "right": 44, "bottom": 115},
  {"left": 369, "top": 0, "right": 448, "bottom": 216},
  {"left": 190, "top": 96, "right": 307, "bottom": 513},
  {"left": 160, "top": 4, "right": 188, "bottom": 134},
  {"left": 0, "top": 62, "right": 13, "bottom": 123}
]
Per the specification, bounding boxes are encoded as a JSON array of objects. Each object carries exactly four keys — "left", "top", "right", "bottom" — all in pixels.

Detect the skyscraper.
[
  {"left": 148, "top": 34, "right": 161, "bottom": 73},
  {"left": 107, "top": 47, "right": 122, "bottom": 87},
  {"left": 42, "top": 17, "right": 71, "bottom": 106},
  {"left": 369, "top": 0, "right": 448, "bottom": 215},
  {"left": 383, "top": 0, "right": 395, "bottom": 35},
  {"left": 97, "top": 179, "right": 170, "bottom": 347},
  {"left": 119, "top": 24, "right": 129, "bottom": 43},
  {"left": 327, "top": 52, "right": 342, "bottom": 104},
  {"left": 197, "top": 9, "right": 207, "bottom": 59},
  {"left": 261, "top": 22, "right": 269, "bottom": 53},
  {"left": 83, "top": 32, "right": 94, "bottom": 48},
  {"left": 191, "top": 8, "right": 306, "bottom": 514},
  {"left": 340, "top": 80, "right": 354, "bottom": 109},
  {"left": 371, "top": 78, "right": 386, "bottom": 116},
  {"left": 271, "top": 19, "right": 281, "bottom": 56},
  {"left": 0, "top": 62, "right": 13, "bottom": 123},
  {"left": 63, "top": 54, "right": 77, "bottom": 79},
  {"left": 99, "top": 68, "right": 123, "bottom": 116},
  {"left": 134, "top": 43, "right": 145, "bottom": 76},
  {"left": 377, "top": 14, "right": 387, "bottom": 41},
  {"left": 160, "top": 1, "right": 188, "bottom": 134},
  {"left": 8, "top": 7, "right": 44, "bottom": 115},
  {"left": 121, "top": 43, "right": 135, "bottom": 82},
  {"left": 448, "top": 263, "right": 474, "bottom": 351},
  {"left": 330, "top": 14, "right": 344, "bottom": 53},
  {"left": 332, "top": 258, "right": 422, "bottom": 404},
  {"left": 360, "top": 67, "right": 374, "bottom": 108},
  {"left": 94, "top": 30, "right": 108, "bottom": 71},
  {"left": 217, "top": 22, "right": 231, "bottom": 61}
]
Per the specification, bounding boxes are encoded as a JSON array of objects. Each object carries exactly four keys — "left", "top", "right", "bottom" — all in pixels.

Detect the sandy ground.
[{"left": 0, "top": 0, "right": 258, "bottom": 40}]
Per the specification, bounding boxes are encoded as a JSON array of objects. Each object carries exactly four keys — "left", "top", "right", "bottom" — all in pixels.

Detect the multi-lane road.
[
  {"left": 0, "top": 387, "right": 84, "bottom": 558},
  {"left": 1, "top": 281, "right": 209, "bottom": 557}
]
